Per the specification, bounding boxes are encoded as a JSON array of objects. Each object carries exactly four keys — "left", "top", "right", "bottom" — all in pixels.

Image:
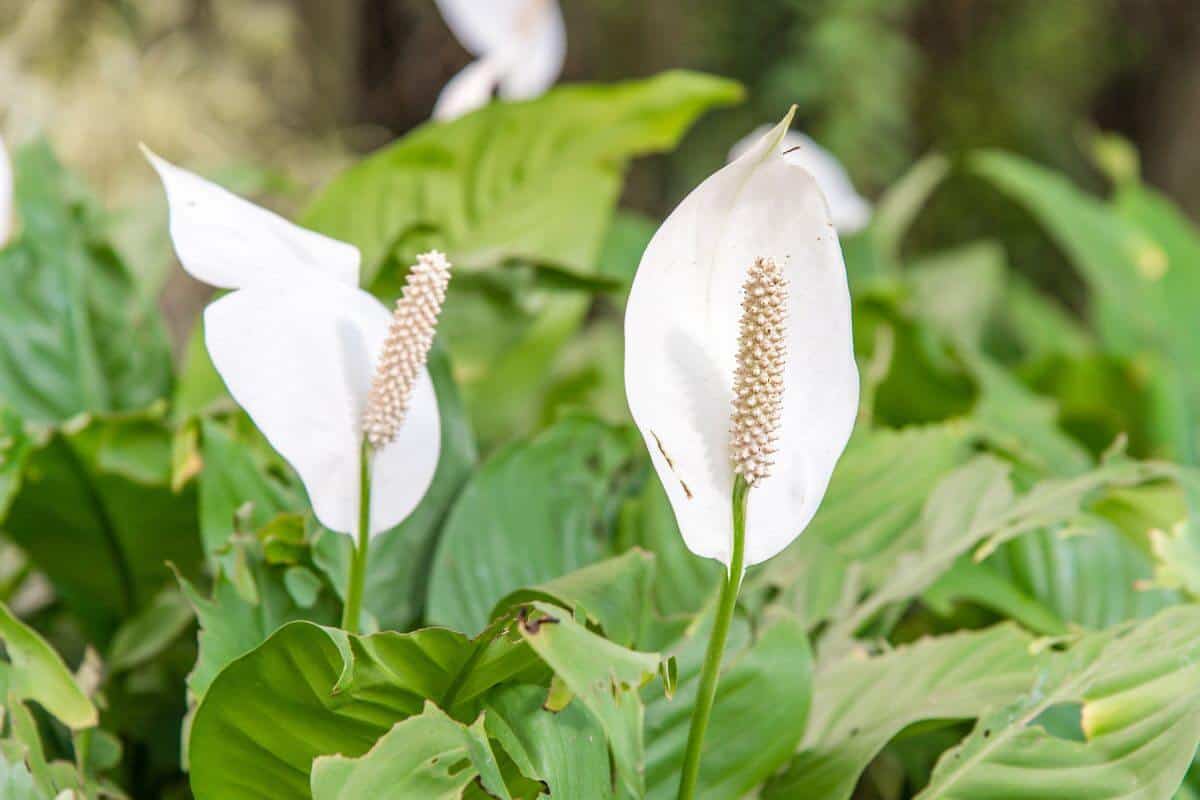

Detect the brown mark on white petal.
[
  {"left": 651, "top": 430, "right": 695, "bottom": 500},
  {"left": 650, "top": 430, "right": 676, "bottom": 471}
]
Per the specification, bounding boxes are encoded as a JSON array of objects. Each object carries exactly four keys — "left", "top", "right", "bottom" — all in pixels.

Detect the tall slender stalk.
[
  {"left": 340, "top": 441, "right": 372, "bottom": 634},
  {"left": 677, "top": 475, "right": 749, "bottom": 800}
]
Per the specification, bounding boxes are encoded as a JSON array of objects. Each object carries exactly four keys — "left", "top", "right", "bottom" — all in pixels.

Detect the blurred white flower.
[
  {"left": 626, "top": 113, "right": 859, "bottom": 567},
  {"left": 145, "top": 148, "right": 444, "bottom": 538},
  {"left": 730, "top": 125, "right": 871, "bottom": 234},
  {"left": 0, "top": 135, "right": 11, "bottom": 247},
  {"left": 433, "top": 0, "right": 566, "bottom": 121}
]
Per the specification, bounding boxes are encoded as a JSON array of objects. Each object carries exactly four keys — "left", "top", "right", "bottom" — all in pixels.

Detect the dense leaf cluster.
[{"left": 2, "top": 71, "right": 1200, "bottom": 799}]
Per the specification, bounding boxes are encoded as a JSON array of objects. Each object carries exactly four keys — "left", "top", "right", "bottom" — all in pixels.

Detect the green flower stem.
[
  {"left": 341, "top": 440, "right": 373, "bottom": 634},
  {"left": 677, "top": 474, "right": 749, "bottom": 800}
]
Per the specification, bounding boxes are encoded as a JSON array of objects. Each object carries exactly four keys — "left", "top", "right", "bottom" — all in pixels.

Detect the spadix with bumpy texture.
[
  {"left": 731, "top": 257, "right": 788, "bottom": 486},
  {"left": 145, "top": 148, "right": 442, "bottom": 538},
  {"left": 364, "top": 251, "right": 452, "bottom": 448},
  {"left": 624, "top": 110, "right": 859, "bottom": 567}
]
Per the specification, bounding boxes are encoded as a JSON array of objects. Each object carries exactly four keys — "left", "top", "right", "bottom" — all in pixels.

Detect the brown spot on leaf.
[{"left": 518, "top": 606, "right": 559, "bottom": 634}]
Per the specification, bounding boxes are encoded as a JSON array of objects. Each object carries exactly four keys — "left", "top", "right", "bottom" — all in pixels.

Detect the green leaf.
[
  {"left": 107, "top": 586, "right": 195, "bottom": 672},
  {"left": 0, "top": 746, "right": 42, "bottom": 800},
  {"left": 964, "top": 350, "right": 1092, "bottom": 476},
  {"left": 0, "top": 601, "right": 97, "bottom": 729},
  {"left": 759, "top": 423, "right": 976, "bottom": 615},
  {"left": 517, "top": 602, "right": 665, "bottom": 799},
  {"left": 0, "top": 139, "right": 171, "bottom": 424},
  {"left": 645, "top": 613, "right": 813, "bottom": 800},
  {"left": 198, "top": 419, "right": 300, "bottom": 563},
  {"left": 3, "top": 412, "right": 203, "bottom": 641},
  {"left": 304, "top": 72, "right": 742, "bottom": 285},
  {"left": 763, "top": 624, "right": 1040, "bottom": 800},
  {"left": 427, "top": 416, "right": 638, "bottom": 637},
  {"left": 871, "top": 154, "right": 951, "bottom": 264},
  {"left": 188, "top": 621, "right": 535, "bottom": 799},
  {"left": 485, "top": 685, "right": 612, "bottom": 800},
  {"left": 916, "top": 605, "right": 1200, "bottom": 799},
  {"left": 823, "top": 457, "right": 1167, "bottom": 649},
  {"left": 971, "top": 150, "right": 1165, "bottom": 357},
  {"left": 0, "top": 409, "right": 35, "bottom": 522},
  {"left": 491, "top": 549, "right": 656, "bottom": 649},
  {"left": 616, "top": 478, "right": 722, "bottom": 619},
  {"left": 907, "top": 241, "right": 1007, "bottom": 351},
  {"left": 985, "top": 516, "right": 1176, "bottom": 629},
  {"left": 310, "top": 702, "right": 512, "bottom": 800},
  {"left": 175, "top": 561, "right": 337, "bottom": 704}
]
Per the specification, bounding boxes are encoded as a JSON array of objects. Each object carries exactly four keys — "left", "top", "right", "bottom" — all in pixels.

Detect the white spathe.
[
  {"left": 433, "top": 0, "right": 565, "bottom": 121},
  {"left": 0, "top": 134, "right": 11, "bottom": 247},
  {"left": 729, "top": 125, "right": 871, "bottom": 234},
  {"left": 145, "top": 148, "right": 440, "bottom": 537},
  {"left": 625, "top": 111, "right": 860, "bottom": 567}
]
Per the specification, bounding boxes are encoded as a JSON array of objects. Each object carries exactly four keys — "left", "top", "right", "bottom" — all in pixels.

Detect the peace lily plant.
[
  {"left": 626, "top": 110, "right": 859, "bottom": 799},
  {"left": 145, "top": 148, "right": 451, "bottom": 634},
  {"left": 730, "top": 125, "right": 872, "bottom": 234},
  {"left": 432, "top": 0, "right": 566, "bottom": 120}
]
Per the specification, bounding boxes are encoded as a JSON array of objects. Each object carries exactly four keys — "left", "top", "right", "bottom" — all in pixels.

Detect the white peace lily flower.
[
  {"left": 0, "top": 134, "right": 12, "bottom": 247},
  {"left": 144, "top": 147, "right": 445, "bottom": 538},
  {"left": 433, "top": 0, "right": 566, "bottom": 121},
  {"left": 729, "top": 125, "right": 872, "bottom": 234},
  {"left": 626, "top": 111, "right": 860, "bottom": 567}
]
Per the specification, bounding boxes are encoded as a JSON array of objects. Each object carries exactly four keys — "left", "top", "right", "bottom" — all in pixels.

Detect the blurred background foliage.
[
  {"left": 3, "top": 0, "right": 1199, "bottom": 314},
  {"left": 4, "top": 3, "right": 1200, "bottom": 796}
]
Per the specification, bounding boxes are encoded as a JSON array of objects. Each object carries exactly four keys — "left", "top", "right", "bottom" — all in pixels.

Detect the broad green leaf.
[
  {"left": 1001, "top": 276, "right": 1094, "bottom": 361},
  {"left": 106, "top": 586, "right": 195, "bottom": 672},
  {"left": 0, "top": 602, "right": 97, "bottom": 729},
  {"left": 198, "top": 419, "right": 300, "bottom": 563},
  {"left": 310, "top": 702, "right": 511, "bottom": 800},
  {"left": 492, "top": 549, "right": 655, "bottom": 649},
  {"left": 427, "top": 416, "right": 638, "bottom": 636},
  {"left": 7, "top": 698, "right": 55, "bottom": 796},
  {"left": 0, "top": 140, "right": 171, "bottom": 425},
  {"left": 0, "top": 747, "right": 42, "bottom": 800},
  {"left": 925, "top": 557, "right": 1068, "bottom": 636},
  {"left": 1113, "top": 182, "right": 1200, "bottom": 461},
  {"left": 907, "top": 241, "right": 1006, "bottom": 351},
  {"left": 0, "top": 409, "right": 34, "bottom": 522},
  {"left": 964, "top": 351, "right": 1092, "bottom": 476},
  {"left": 617, "top": 478, "right": 722, "bottom": 619},
  {"left": 760, "top": 422, "right": 975, "bottom": 608},
  {"left": 304, "top": 72, "right": 743, "bottom": 284},
  {"left": 486, "top": 685, "right": 612, "bottom": 800},
  {"left": 971, "top": 150, "right": 1164, "bottom": 357},
  {"left": 188, "top": 621, "right": 528, "bottom": 799},
  {"left": 763, "top": 624, "right": 1039, "bottom": 800},
  {"left": 518, "top": 602, "right": 665, "bottom": 799},
  {"left": 462, "top": 294, "right": 591, "bottom": 448},
  {"left": 175, "top": 562, "right": 338, "bottom": 704},
  {"left": 823, "top": 457, "right": 1166, "bottom": 649},
  {"left": 645, "top": 613, "right": 813, "bottom": 800},
  {"left": 917, "top": 605, "right": 1200, "bottom": 799},
  {"left": 986, "top": 516, "right": 1176, "bottom": 629},
  {"left": 870, "top": 154, "right": 951, "bottom": 264},
  {"left": 1113, "top": 183, "right": 1200, "bottom": 374},
  {"left": 3, "top": 412, "right": 203, "bottom": 641}
]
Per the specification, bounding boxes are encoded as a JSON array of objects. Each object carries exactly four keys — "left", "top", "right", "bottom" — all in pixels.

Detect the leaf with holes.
[
  {"left": 916, "top": 604, "right": 1200, "bottom": 799},
  {"left": 763, "top": 624, "right": 1040, "bottom": 800}
]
